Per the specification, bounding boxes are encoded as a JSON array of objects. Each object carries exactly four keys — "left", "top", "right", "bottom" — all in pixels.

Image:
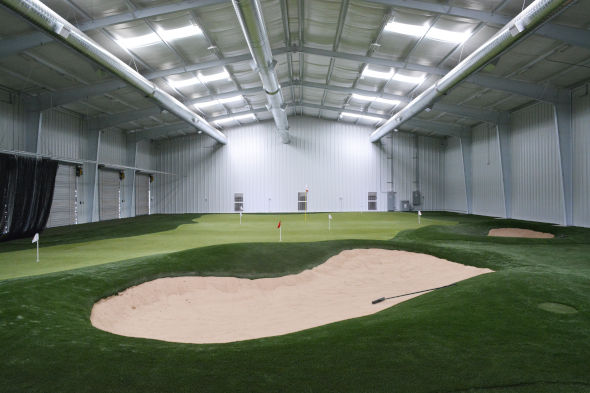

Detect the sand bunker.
[
  {"left": 91, "top": 249, "right": 492, "bottom": 344},
  {"left": 488, "top": 228, "right": 554, "bottom": 239}
]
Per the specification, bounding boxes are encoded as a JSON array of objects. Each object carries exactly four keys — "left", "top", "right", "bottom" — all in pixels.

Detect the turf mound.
[
  {"left": 488, "top": 228, "right": 554, "bottom": 239},
  {"left": 91, "top": 249, "right": 492, "bottom": 344}
]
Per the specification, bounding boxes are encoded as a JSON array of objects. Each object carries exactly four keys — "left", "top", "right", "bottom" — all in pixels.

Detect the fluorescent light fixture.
[
  {"left": 362, "top": 67, "right": 394, "bottom": 80},
  {"left": 168, "top": 77, "right": 200, "bottom": 89},
  {"left": 392, "top": 73, "right": 426, "bottom": 84},
  {"left": 117, "top": 33, "right": 160, "bottom": 49},
  {"left": 198, "top": 69, "right": 230, "bottom": 83},
  {"left": 340, "top": 112, "right": 383, "bottom": 122},
  {"left": 426, "top": 27, "right": 471, "bottom": 44},
  {"left": 160, "top": 25, "right": 202, "bottom": 41},
  {"left": 351, "top": 93, "right": 399, "bottom": 106},
  {"left": 215, "top": 113, "right": 256, "bottom": 124},
  {"left": 117, "top": 24, "right": 202, "bottom": 49},
  {"left": 384, "top": 21, "right": 429, "bottom": 38},
  {"left": 384, "top": 20, "right": 471, "bottom": 44},
  {"left": 194, "top": 95, "right": 243, "bottom": 108}
]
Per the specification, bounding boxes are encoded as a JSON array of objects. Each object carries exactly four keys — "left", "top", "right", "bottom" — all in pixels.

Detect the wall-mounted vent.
[
  {"left": 234, "top": 193, "right": 244, "bottom": 212},
  {"left": 368, "top": 192, "right": 377, "bottom": 211},
  {"left": 298, "top": 192, "right": 307, "bottom": 211}
]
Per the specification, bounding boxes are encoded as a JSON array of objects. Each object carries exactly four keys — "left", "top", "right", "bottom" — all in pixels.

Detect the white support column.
[
  {"left": 496, "top": 120, "right": 512, "bottom": 219},
  {"left": 35, "top": 112, "right": 43, "bottom": 154},
  {"left": 460, "top": 135, "right": 473, "bottom": 214},
  {"left": 124, "top": 133, "right": 138, "bottom": 218},
  {"left": 90, "top": 130, "right": 101, "bottom": 222},
  {"left": 554, "top": 91, "right": 573, "bottom": 226}
]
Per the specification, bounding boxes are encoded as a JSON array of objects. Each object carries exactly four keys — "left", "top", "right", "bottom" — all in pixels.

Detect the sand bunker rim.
[
  {"left": 488, "top": 228, "right": 554, "bottom": 239},
  {"left": 90, "top": 249, "right": 493, "bottom": 344}
]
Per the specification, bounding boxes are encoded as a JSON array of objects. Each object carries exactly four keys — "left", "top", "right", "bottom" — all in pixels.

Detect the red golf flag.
[{"left": 277, "top": 221, "right": 281, "bottom": 229}]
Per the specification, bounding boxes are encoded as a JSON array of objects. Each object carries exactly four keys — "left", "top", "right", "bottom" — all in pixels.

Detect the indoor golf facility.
[{"left": 0, "top": 0, "right": 589, "bottom": 392}]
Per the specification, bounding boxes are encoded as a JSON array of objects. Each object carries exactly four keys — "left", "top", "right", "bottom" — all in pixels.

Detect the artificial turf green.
[{"left": 0, "top": 212, "right": 589, "bottom": 392}]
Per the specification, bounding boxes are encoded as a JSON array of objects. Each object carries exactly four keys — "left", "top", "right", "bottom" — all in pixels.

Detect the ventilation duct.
[
  {"left": 233, "top": 0, "right": 290, "bottom": 144},
  {"left": 1, "top": 0, "right": 228, "bottom": 145},
  {"left": 369, "top": 0, "right": 575, "bottom": 143}
]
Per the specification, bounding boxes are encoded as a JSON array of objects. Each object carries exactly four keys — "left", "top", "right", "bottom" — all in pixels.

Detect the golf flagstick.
[
  {"left": 32, "top": 233, "right": 39, "bottom": 262},
  {"left": 239, "top": 210, "right": 242, "bottom": 225},
  {"left": 277, "top": 220, "right": 282, "bottom": 242},
  {"left": 418, "top": 210, "right": 422, "bottom": 224},
  {"left": 328, "top": 214, "right": 332, "bottom": 231}
]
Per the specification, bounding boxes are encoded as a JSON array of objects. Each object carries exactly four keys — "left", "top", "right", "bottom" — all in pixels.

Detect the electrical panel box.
[
  {"left": 412, "top": 190, "right": 421, "bottom": 206},
  {"left": 401, "top": 200, "right": 410, "bottom": 212}
]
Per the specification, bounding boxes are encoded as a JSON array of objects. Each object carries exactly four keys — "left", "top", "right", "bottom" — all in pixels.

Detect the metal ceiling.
[{"left": 0, "top": 0, "right": 589, "bottom": 140}]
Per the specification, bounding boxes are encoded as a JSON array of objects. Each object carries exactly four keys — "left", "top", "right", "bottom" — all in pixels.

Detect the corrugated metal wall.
[
  {"left": 510, "top": 102, "right": 564, "bottom": 224},
  {"left": 136, "top": 139, "right": 155, "bottom": 170},
  {"left": 99, "top": 129, "right": 128, "bottom": 165},
  {"left": 39, "top": 109, "right": 83, "bottom": 159},
  {"left": 153, "top": 118, "right": 446, "bottom": 214},
  {"left": 443, "top": 136, "right": 467, "bottom": 213},
  {"left": 418, "top": 136, "right": 444, "bottom": 210},
  {"left": 391, "top": 132, "right": 417, "bottom": 210},
  {"left": 0, "top": 92, "right": 25, "bottom": 151},
  {"left": 471, "top": 123, "right": 505, "bottom": 217},
  {"left": 572, "top": 85, "right": 590, "bottom": 227}
]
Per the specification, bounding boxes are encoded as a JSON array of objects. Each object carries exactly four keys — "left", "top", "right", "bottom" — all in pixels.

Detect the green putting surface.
[{"left": 0, "top": 212, "right": 589, "bottom": 393}]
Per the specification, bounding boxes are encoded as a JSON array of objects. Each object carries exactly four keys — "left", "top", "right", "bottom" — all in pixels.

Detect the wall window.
[
  {"left": 368, "top": 192, "right": 377, "bottom": 211},
  {"left": 234, "top": 193, "right": 244, "bottom": 212},
  {"left": 298, "top": 192, "right": 307, "bottom": 211}
]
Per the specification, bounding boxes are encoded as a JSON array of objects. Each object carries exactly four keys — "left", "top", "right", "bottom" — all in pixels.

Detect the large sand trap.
[
  {"left": 91, "top": 249, "right": 492, "bottom": 344},
  {"left": 488, "top": 228, "right": 554, "bottom": 238}
]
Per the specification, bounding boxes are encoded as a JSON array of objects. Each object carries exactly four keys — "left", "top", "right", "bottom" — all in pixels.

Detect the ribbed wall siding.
[
  {"left": 99, "top": 130, "right": 128, "bottom": 166},
  {"left": 443, "top": 137, "right": 468, "bottom": 213},
  {"left": 510, "top": 102, "right": 564, "bottom": 224},
  {"left": 573, "top": 85, "right": 590, "bottom": 227},
  {"left": 0, "top": 98, "right": 25, "bottom": 151},
  {"left": 135, "top": 139, "right": 155, "bottom": 170},
  {"left": 391, "top": 132, "right": 417, "bottom": 210},
  {"left": 39, "top": 109, "right": 83, "bottom": 160},
  {"left": 471, "top": 123, "right": 505, "bottom": 217},
  {"left": 153, "top": 118, "right": 445, "bottom": 214},
  {"left": 418, "top": 136, "right": 444, "bottom": 210}
]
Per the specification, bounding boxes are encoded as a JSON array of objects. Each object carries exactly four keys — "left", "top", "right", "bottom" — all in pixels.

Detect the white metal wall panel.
[
  {"left": 510, "top": 102, "right": 564, "bottom": 224},
  {"left": 0, "top": 98, "right": 25, "bottom": 151},
  {"left": 153, "top": 118, "right": 438, "bottom": 214},
  {"left": 418, "top": 136, "right": 444, "bottom": 210},
  {"left": 444, "top": 136, "right": 468, "bottom": 213},
  {"left": 99, "top": 169, "right": 120, "bottom": 221},
  {"left": 135, "top": 174, "right": 150, "bottom": 216},
  {"left": 47, "top": 164, "right": 76, "bottom": 227},
  {"left": 471, "top": 123, "right": 505, "bottom": 217},
  {"left": 135, "top": 139, "right": 154, "bottom": 170},
  {"left": 391, "top": 132, "right": 416, "bottom": 210},
  {"left": 572, "top": 86, "right": 590, "bottom": 227},
  {"left": 99, "top": 130, "right": 127, "bottom": 165},
  {"left": 39, "top": 109, "right": 82, "bottom": 159}
]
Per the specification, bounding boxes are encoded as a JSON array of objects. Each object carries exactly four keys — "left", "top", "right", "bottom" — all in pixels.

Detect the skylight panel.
[
  {"left": 426, "top": 27, "right": 471, "bottom": 44},
  {"left": 391, "top": 73, "right": 426, "bottom": 84},
  {"left": 198, "top": 69, "right": 231, "bottom": 83},
  {"left": 215, "top": 113, "right": 256, "bottom": 124},
  {"left": 194, "top": 96, "right": 243, "bottom": 108},
  {"left": 160, "top": 25, "right": 202, "bottom": 41},
  {"left": 169, "top": 77, "right": 200, "bottom": 89},
  {"left": 384, "top": 21, "right": 429, "bottom": 38},
  {"left": 351, "top": 94, "right": 400, "bottom": 106},
  {"left": 117, "top": 33, "right": 160, "bottom": 49},
  {"left": 362, "top": 67, "right": 394, "bottom": 80},
  {"left": 340, "top": 112, "right": 383, "bottom": 122}
]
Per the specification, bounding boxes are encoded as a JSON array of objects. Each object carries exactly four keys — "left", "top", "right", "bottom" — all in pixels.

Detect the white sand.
[
  {"left": 488, "top": 228, "right": 554, "bottom": 239},
  {"left": 90, "top": 249, "right": 492, "bottom": 344}
]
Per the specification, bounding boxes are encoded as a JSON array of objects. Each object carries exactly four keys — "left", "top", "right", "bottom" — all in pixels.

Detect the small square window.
[
  {"left": 368, "top": 192, "right": 377, "bottom": 211},
  {"left": 234, "top": 193, "right": 243, "bottom": 212},
  {"left": 298, "top": 192, "right": 307, "bottom": 211}
]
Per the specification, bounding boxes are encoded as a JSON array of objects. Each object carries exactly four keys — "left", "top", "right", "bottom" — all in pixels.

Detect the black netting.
[{"left": 0, "top": 153, "right": 58, "bottom": 242}]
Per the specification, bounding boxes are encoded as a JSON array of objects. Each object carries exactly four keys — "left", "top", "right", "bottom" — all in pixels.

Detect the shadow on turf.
[{"left": 0, "top": 214, "right": 202, "bottom": 253}]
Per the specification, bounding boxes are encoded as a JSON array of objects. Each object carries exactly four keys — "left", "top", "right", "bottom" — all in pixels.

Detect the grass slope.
[
  {"left": 0, "top": 212, "right": 451, "bottom": 280},
  {"left": 0, "top": 212, "right": 589, "bottom": 392}
]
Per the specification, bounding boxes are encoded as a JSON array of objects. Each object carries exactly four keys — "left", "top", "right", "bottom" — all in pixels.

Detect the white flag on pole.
[
  {"left": 239, "top": 211, "right": 242, "bottom": 217},
  {"left": 328, "top": 214, "right": 333, "bottom": 220},
  {"left": 418, "top": 210, "right": 422, "bottom": 216},
  {"left": 32, "top": 233, "right": 39, "bottom": 243}
]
